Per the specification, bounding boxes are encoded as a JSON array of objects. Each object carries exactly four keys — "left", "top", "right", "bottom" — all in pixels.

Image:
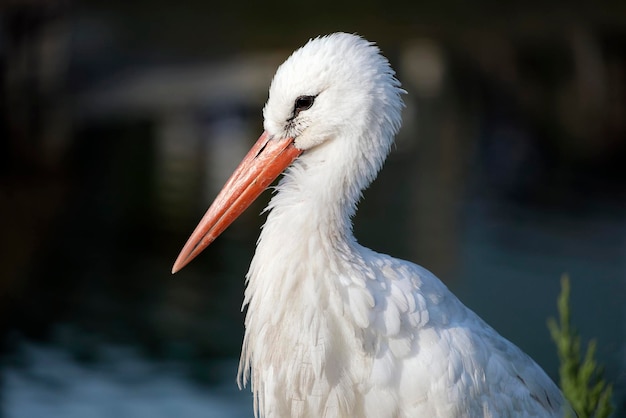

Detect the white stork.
[{"left": 173, "top": 32, "right": 569, "bottom": 418}]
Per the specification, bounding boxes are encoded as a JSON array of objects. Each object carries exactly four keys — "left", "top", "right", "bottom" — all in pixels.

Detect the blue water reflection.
[{"left": 5, "top": 343, "right": 252, "bottom": 418}]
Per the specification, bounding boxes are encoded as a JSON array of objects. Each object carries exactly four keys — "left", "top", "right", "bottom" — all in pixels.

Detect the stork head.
[
  {"left": 172, "top": 33, "right": 404, "bottom": 273},
  {"left": 264, "top": 33, "right": 404, "bottom": 154}
]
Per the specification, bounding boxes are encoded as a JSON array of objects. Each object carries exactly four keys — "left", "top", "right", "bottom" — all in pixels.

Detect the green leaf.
[{"left": 547, "top": 275, "right": 614, "bottom": 418}]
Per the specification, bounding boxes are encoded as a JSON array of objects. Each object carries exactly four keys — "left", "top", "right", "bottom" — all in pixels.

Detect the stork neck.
[
  {"left": 267, "top": 157, "right": 366, "bottom": 245},
  {"left": 265, "top": 186, "right": 354, "bottom": 252}
]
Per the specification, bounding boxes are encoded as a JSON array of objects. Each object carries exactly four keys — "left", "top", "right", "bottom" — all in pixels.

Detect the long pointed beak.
[{"left": 172, "top": 131, "right": 302, "bottom": 273}]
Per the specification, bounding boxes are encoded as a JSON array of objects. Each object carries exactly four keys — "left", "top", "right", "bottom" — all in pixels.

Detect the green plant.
[{"left": 547, "top": 275, "right": 613, "bottom": 418}]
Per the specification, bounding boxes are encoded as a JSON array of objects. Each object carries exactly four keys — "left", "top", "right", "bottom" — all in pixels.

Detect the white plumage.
[{"left": 173, "top": 33, "right": 570, "bottom": 418}]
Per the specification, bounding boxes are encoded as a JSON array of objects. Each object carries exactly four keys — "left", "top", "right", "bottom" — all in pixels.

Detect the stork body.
[{"left": 173, "top": 33, "right": 568, "bottom": 418}]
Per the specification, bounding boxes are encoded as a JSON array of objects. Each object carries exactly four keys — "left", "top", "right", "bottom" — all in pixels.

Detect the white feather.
[{"left": 234, "top": 33, "right": 571, "bottom": 418}]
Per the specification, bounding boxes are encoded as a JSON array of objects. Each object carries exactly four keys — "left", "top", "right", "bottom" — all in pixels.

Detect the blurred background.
[{"left": 1, "top": 0, "right": 625, "bottom": 416}]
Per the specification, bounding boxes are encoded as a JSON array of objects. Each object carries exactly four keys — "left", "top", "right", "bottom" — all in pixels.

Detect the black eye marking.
[
  {"left": 290, "top": 95, "right": 316, "bottom": 120},
  {"left": 295, "top": 95, "right": 315, "bottom": 112}
]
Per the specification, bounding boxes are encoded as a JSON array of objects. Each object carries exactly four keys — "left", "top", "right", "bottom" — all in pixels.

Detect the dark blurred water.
[{"left": 4, "top": 344, "right": 253, "bottom": 418}]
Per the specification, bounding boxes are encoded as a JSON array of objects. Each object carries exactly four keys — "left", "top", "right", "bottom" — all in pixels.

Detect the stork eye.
[{"left": 294, "top": 95, "right": 316, "bottom": 114}]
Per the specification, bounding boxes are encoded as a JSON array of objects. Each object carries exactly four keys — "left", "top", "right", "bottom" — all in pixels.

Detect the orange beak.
[{"left": 172, "top": 131, "right": 303, "bottom": 273}]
